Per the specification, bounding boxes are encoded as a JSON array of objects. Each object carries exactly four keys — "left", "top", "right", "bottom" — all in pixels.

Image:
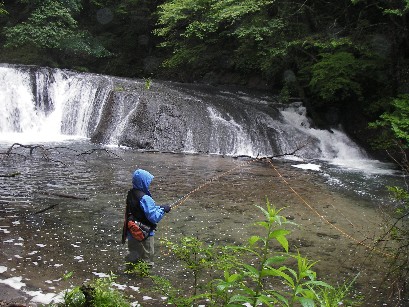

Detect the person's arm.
[{"left": 140, "top": 195, "right": 166, "bottom": 224}]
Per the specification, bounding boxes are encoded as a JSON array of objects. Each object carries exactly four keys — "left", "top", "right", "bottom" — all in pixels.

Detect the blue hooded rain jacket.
[{"left": 130, "top": 169, "right": 166, "bottom": 237}]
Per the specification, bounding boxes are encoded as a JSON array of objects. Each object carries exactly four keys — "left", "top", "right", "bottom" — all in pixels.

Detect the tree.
[
  {"left": 0, "top": 2, "right": 7, "bottom": 15},
  {"left": 154, "top": 0, "right": 302, "bottom": 80},
  {"left": 3, "top": 0, "right": 111, "bottom": 65}
]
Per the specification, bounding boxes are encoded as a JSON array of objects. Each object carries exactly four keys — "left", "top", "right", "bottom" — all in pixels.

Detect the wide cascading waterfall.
[
  {"left": 0, "top": 65, "right": 112, "bottom": 142},
  {"left": 0, "top": 64, "right": 367, "bottom": 161}
]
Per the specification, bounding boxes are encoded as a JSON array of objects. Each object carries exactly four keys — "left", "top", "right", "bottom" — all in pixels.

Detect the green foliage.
[
  {"left": 155, "top": 0, "right": 291, "bottom": 74},
  {"left": 308, "top": 52, "right": 366, "bottom": 105},
  {"left": 63, "top": 271, "right": 74, "bottom": 281},
  {"left": 0, "top": 2, "right": 7, "bottom": 15},
  {"left": 4, "top": 0, "right": 78, "bottom": 49},
  {"left": 125, "top": 260, "right": 151, "bottom": 277},
  {"left": 310, "top": 274, "right": 363, "bottom": 306},
  {"left": 371, "top": 89, "right": 409, "bottom": 299},
  {"left": 3, "top": 0, "right": 111, "bottom": 58},
  {"left": 58, "top": 273, "right": 130, "bottom": 307},
  {"left": 144, "top": 77, "right": 152, "bottom": 90},
  {"left": 370, "top": 95, "right": 409, "bottom": 145},
  {"left": 378, "top": 183, "right": 409, "bottom": 301},
  {"left": 143, "top": 199, "right": 359, "bottom": 306}
]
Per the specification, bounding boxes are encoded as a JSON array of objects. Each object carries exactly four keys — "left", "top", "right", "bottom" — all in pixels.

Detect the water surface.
[{"left": 0, "top": 141, "right": 401, "bottom": 305}]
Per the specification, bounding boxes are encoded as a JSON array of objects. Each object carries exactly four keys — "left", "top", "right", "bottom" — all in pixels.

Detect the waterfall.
[
  {"left": 207, "top": 106, "right": 255, "bottom": 156},
  {"left": 0, "top": 64, "right": 373, "bottom": 166},
  {"left": 0, "top": 65, "right": 112, "bottom": 143}
]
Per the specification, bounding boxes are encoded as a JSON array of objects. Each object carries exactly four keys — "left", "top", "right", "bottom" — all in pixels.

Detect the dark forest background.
[{"left": 1, "top": 0, "right": 409, "bottom": 160}]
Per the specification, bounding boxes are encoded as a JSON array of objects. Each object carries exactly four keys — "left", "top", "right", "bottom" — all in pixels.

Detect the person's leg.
[
  {"left": 141, "top": 236, "right": 154, "bottom": 266},
  {"left": 125, "top": 237, "right": 141, "bottom": 263}
]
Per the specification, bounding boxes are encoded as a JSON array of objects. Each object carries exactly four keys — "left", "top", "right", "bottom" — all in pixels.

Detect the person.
[{"left": 122, "top": 169, "right": 171, "bottom": 266}]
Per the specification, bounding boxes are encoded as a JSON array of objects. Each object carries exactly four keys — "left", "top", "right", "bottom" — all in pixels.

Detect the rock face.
[
  {"left": 94, "top": 80, "right": 287, "bottom": 157},
  {"left": 0, "top": 64, "right": 367, "bottom": 160}
]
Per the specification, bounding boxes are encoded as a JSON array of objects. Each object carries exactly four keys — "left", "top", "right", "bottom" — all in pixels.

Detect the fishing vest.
[{"left": 126, "top": 188, "right": 157, "bottom": 229}]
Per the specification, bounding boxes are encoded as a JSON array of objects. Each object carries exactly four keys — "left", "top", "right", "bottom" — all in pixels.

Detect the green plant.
[
  {"left": 144, "top": 77, "right": 152, "bottom": 90},
  {"left": 162, "top": 236, "right": 215, "bottom": 295},
  {"left": 125, "top": 260, "right": 151, "bottom": 278},
  {"left": 3, "top": 0, "right": 111, "bottom": 58},
  {"left": 143, "top": 199, "right": 359, "bottom": 306},
  {"left": 58, "top": 273, "right": 130, "bottom": 307},
  {"left": 310, "top": 274, "right": 363, "bottom": 306},
  {"left": 0, "top": 2, "right": 7, "bottom": 15},
  {"left": 211, "top": 203, "right": 334, "bottom": 306},
  {"left": 370, "top": 94, "right": 409, "bottom": 145},
  {"left": 308, "top": 52, "right": 364, "bottom": 105}
]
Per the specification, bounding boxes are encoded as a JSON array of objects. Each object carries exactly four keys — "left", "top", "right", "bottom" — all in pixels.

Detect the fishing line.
[
  {"left": 162, "top": 155, "right": 393, "bottom": 259},
  {"left": 159, "top": 158, "right": 255, "bottom": 256},
  {"left": 266, "top": 159, "right": 393, "bottom": 258},
  {"left": 169, "top": 158, "right": 256, "bottom": 210}
]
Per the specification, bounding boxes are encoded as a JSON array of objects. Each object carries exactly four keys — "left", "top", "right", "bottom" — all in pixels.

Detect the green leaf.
[
  {"left": 256, "top": 294, "right": 276, "bottom": 306},
  {"left": 261, "top": 268, "right": 295, "bottom": 287},
  {"left": 269, "top": 229, "right": 291, "bottom": 238},
  {"left": 264, "top": 255, "right": 287, "bottom": 266},
  {"left": 303, "top": 280, "right": 333, "bottom": 289},
  {"left": 227, "top": 273, "right": 241, "bottom": 283},
  {"left": 229, "top": 294, "right": 253, "bottom": 304},
  {"left": 275, "top": 235, "right": 289, "bottom": 252},
  {"left": 248, "top": 235, "right": 261, "bottom": 245},
  {"left": 242, "top": 264, "right": 260, "bottom": 279},
  {"left": 298, "top": 297, "right": 315, "bottom": 307},
  {"left": 269, "top": 291, "right": 289, "bottom": 305}
]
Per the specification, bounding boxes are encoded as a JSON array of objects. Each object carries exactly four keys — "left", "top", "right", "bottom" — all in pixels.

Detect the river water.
[{"left": 0, "top": 140, "right": 404, "bottom": 306}]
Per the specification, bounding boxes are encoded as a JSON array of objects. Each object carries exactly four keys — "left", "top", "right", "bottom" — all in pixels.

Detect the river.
[
  {"left": 0, "top": 64, "right": 405, "bottom": 305},
  {"left": 0, "top": 140, "right": 404, "bottom": 306}
]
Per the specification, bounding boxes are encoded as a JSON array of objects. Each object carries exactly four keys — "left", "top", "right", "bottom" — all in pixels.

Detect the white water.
[
  {"left": 0, "top": 65, "right": 396, "bottom": 175},
  {"left": 0, "top": 66, "right": 110, "bottom": 143},
  {"left": 108, "top": 94, "right": 140, "bottom": 144},
  {"left": 280, "top": 103, "right": 396, "bottom": 174},
  {"left": 207, "top": 106, "right": 255, "bottom": 156}
]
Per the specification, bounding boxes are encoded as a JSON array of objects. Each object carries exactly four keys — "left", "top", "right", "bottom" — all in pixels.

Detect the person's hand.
[{"left": 161, "top": 205, "right": 171, "bottom": 213}]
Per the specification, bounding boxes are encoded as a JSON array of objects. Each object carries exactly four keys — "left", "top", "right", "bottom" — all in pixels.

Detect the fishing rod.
[
  {"left": 170, "top": 195, "right": 187, "bottom": 208},
  {"left": 168, "top": 158, "right": 256, "bottom": 210}
]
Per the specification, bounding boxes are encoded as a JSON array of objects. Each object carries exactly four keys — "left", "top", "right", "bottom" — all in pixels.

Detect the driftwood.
[
  {"left": 233, "top": 138, "right": 313, "bottom": 160},
  {"left": 35, "top": 204, "right": 58, "bottom": 214},
  {"left": 34, "top": 191, "right": 89, "bottom": 214},
  {"left": 36, "top": 190, "right": 89, "bottom": 200},
  {"left": 76, "top": 148, "right": 122, "bottom": 160},
  {"left": 1, "top": 143, "right": 123, "bottom": 165},
  {"left": 0, "top": 172, "right": 21, "bottom": 177}
]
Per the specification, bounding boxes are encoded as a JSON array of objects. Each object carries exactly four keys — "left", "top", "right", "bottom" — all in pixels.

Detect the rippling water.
[{"left": 0, "top": 141, "right": 403, "bottom": 305}]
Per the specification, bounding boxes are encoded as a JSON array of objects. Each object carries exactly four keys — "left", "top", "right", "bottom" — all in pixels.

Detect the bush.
[{"left": 56, "top": 274, "right": 130, "bottom": 307}]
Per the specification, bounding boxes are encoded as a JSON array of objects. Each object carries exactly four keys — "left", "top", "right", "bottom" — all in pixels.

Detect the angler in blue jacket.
[{"left": 122, "top": 169, "right": 171, "bottom": 266}]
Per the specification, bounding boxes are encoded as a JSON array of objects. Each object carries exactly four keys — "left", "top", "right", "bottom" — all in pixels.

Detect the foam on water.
[
  {"left": 292, "top": 163, "right": 321, "bottom": 171},
  {"left": 280, "top": 103, "right": 396, "bottom": 175}
]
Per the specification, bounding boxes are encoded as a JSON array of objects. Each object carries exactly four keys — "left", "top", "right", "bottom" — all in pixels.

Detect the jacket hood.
[{"left": 132, "top": 169, "right": 154, "bottom": 196}]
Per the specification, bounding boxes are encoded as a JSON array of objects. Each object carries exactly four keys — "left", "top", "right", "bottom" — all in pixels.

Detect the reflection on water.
[{"left": 0, "top": 141, "right": 402, "bottom": 305}]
